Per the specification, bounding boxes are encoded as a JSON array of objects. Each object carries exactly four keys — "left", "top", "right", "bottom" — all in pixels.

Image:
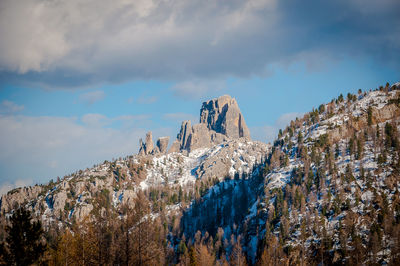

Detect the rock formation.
[
  {"left": 174, "top": 122, "right": 227, "bottom": 152},
  {"left": 0, "top": 186, "right": 42, "bottom": 213},
  {"left": 138, "top": 139, "right": 146, "bottom": 155},
  {"left": 155, "top": 136, "right": 170, "bottom": 154},
  {"left": 200, "top": 95, "right": 250, "bottom": 139},
  {"left": 145, "top": 132, "right": 154, "bottom": 153},
  {"left": 138, "top": 95, "right": 251, "bottom": 154},
  {"left": 168, "top": 95, "right": 250, "bottom": 153},
  {"left": 138, "top": 132, "right": 170, "bottom": 155},
  {"left": 177, "top": 120, "right": 192, "bottom": 150},
  {"left": 138, "top": 131, "right": 155, "bottom": 155}
]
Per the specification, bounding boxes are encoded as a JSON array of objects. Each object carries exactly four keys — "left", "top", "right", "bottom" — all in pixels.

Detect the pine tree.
[{"left": 0, "top": 206, "right": 46, "bottom": 266}]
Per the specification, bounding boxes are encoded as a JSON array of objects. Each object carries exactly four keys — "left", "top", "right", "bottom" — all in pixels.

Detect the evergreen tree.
[{"left": 0, "top": 206, "right": 46, "bottom": 266}]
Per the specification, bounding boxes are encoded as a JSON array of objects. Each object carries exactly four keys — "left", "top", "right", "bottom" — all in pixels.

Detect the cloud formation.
[{"left": 1, "top": 0, "right": 398, "bottom": 89}]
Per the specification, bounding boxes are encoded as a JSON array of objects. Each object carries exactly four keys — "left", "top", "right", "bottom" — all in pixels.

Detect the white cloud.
[
  {"left": 251, "top": 112, "right": 303, "bottom": 143},
  {"left": 79, "top": 90, "right": 105, "bottom": 105},
  {"left": 0, "top": 100, "right": 24, "bottom": 114}
]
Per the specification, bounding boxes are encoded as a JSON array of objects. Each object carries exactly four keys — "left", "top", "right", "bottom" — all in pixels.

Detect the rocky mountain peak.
[
  {"left": 138, "top": 95, "right": 251, "bottom": 154},
  {"left": 200, "top": 95, "right": 251, "bottom": 139},
  {"left": 167, "top": 95, "right": 251, "bottom": 153}
]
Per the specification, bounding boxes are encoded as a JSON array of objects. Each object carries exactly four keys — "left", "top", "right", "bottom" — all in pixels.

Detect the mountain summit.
[
  {"left": 139, "top": 95, "right": 251, "bottom": 154},
  {"left": 169, "top": 95, "right": 251, "bottom": 153},
  {"left": 200, "top": 95, "right": 251, "bottom": 139}
]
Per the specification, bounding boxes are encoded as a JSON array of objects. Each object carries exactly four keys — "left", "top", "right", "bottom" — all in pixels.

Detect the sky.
[{"left": 0, "top": 0, "right": 399, "bottom": 195}]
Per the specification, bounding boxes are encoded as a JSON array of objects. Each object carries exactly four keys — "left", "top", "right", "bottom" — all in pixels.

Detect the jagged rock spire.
[
  {"left": 139, "top": 95, "right": 250, "bottom": 154},
  {"left": 200, "top": 95, "right": 250, "bottom": 139},
  {"left": 168, "top": 95, "right": 250, "bottom": 153},
  {"left": 138, "top": 131, "right": 169, "bottom": 155}
]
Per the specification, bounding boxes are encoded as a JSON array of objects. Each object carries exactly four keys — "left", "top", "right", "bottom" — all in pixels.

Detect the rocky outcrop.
[
  {"left": 169, "top": 95, "right": 251, "bottom": 153},
  {"left": 200, "top": 95, "right": 250, "bottom": 139},
  {"left": 177, "top": 120, "right": 192, "bottom": 150},
  {"left": 373, "top": 104, "right": 400, "bottom": 124},
  {"left": 1, "top": 186, "right": 42, "bottom": 214},
  {"left": 185, "top": 123, "right": 227, "bottom": 152},
  {"left": 139, "top": 132, "right": 170, "bottom": 155},
  {"left": 145, "top": 132, "right": 154, "bottom": 153},
  {"left": 169, "top": 121, "right": 227, "bottom": 153},
  {"left": 138, "top": 131, "right": 155, "bottom": 155},
  {"left": 155, "top": 137, "right": 170, "bottom": 154},
  {"left": 138, "top": 138, "right": 146, "bottom": 155},
  {"left": 52, "top": 191, "right": 67, "bottom": 213},
  {"left": 195, "top": 139, "right": 268, "bottom": 181},
  {"left": 73, "top": 204, "right": 93, "bottom": 222}
]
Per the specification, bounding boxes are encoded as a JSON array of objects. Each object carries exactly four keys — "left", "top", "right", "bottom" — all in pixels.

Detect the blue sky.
[{"left": 0, "top": 0, "right": 399, "bottom": 194}]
